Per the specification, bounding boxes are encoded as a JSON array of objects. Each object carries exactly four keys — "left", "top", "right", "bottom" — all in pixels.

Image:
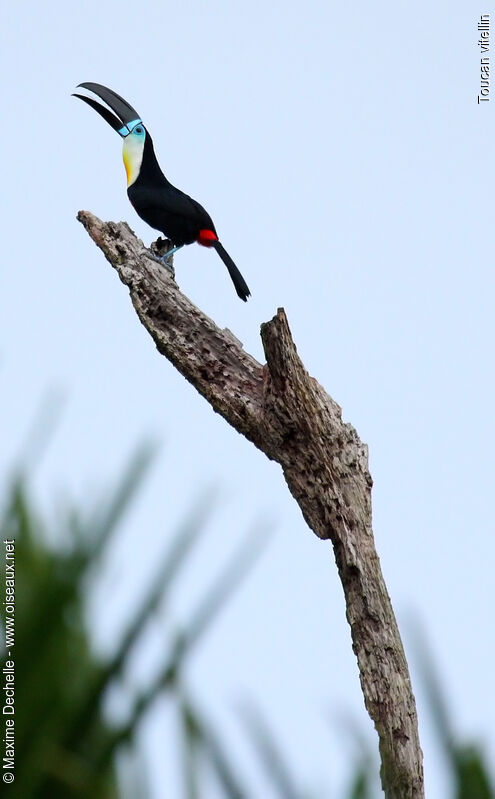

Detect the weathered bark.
[{"left": 77, "top": 210, "right": 424, "bottom": 798}]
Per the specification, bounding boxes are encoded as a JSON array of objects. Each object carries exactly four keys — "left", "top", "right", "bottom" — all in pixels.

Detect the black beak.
[{"left": 72, "top": 82, "right": 142, "bottom": 136}]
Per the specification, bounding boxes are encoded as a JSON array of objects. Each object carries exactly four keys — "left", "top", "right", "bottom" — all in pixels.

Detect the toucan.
[{"left": 73, "top": 82, "right": 250, "bottom": 301}]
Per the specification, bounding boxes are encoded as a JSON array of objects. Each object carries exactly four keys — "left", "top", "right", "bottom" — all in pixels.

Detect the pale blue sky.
[{"left": 2, "top": 1, "right": 493, "bottom": 795}]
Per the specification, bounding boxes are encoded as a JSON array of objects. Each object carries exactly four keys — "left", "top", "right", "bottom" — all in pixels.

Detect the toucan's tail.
[{"left": 212, "top": 241, "right": 251, "bottom": 302}]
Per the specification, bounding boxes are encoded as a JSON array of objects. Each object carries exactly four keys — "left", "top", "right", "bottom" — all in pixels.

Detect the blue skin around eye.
[{"left": 119, "top": 119, "right": 144, "bottom": 137}]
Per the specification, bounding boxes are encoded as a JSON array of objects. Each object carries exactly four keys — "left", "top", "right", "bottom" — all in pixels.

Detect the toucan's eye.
[{"left": 134, "top": 125, "right": 144, "bottom": 135}]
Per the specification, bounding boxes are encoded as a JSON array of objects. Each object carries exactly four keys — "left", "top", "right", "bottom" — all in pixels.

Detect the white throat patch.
[{"left": 122, "top": 134, "right": 144, "bottom": 187}]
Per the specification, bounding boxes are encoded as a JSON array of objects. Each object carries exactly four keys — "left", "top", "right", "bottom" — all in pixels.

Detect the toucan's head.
[{"left": 73, "top": 82, "right": 147, "bottom": 187}]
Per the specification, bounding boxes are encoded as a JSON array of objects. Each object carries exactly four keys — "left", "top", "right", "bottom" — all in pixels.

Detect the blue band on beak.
[{"left": 119, "top": 118, "right": 143, "bottom": 136}]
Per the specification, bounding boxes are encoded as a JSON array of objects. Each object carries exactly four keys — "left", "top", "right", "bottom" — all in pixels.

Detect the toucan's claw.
[
  {"left": 161, "top": 259, "right": 175, "bottom": 278},
  {"left": 148, "top": 252, "right": 176, "bottom": 278}
]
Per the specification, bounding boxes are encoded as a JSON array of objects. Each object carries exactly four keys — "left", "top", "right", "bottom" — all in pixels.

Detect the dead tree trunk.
[{"left": 78, "top": 211, "right": 424, "bottom": 798}]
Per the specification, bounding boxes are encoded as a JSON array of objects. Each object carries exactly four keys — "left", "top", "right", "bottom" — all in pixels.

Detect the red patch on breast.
[{"left": 197, "top": 229, "right": 218, "bottom": 247}]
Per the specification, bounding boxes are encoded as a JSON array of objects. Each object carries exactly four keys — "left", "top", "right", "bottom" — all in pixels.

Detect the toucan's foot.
[
  {"left": 148, "top": 252, "right": 176, "bottom": 277},
  {"left": 149, "top": 239, "right": 184, "bottom": 278},
  {"left": 160, "top": 255, "right": 175, "bottom": 277}
]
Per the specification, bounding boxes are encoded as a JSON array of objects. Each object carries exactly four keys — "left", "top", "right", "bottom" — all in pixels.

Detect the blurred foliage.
[
  {"left": 411, "top": 623, "right": 495, "bottom": 799},
  {"left": 1, "top": 444, "right": 494, "bottom": 798}
]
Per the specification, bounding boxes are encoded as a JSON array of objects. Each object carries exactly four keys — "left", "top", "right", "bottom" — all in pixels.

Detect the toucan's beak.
[{"left": 72, "top": 82, "right": 142, "bottom": 137}]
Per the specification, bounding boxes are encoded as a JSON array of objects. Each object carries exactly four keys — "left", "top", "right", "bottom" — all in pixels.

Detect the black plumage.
[{"left": 128, "top": 133, "right": 215, "bottom": 246}]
